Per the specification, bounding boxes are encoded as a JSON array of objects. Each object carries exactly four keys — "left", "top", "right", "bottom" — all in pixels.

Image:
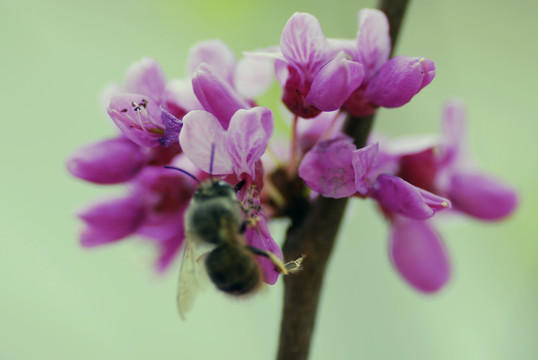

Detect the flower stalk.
[{"left": 276, "top": 1, "right": 409, "bottom": 359}]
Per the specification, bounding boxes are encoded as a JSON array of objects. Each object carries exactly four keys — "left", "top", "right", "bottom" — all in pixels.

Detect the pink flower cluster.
[{"left": 67, "top": 9, "right": 517, "bottom": 292}]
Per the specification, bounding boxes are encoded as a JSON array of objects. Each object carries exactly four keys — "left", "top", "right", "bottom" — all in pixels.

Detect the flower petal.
[
  {"left": 187, "top": 39, "right": 237, "bottom": 84},
  {"left": 298, "top": 135, "right": 357, "bottom": 198},
  {"left": 306, "top": 51, "right": 364, "bottom": 111},
  {"left": 158, "top": 109, "right": 183, "bottom": 147},
  {"left": 352, "top": 142, "right": 379, "bottom": 195},
  {"left": 297, "top": 110, "right": 345, "bottom": 153},
  {"left": 280, "top": 12, "right": 331, "bottom": 71},
  {"left": 162, "top": 78, "right": 202, "bottom": 118},
  {"left": 389, "top": 217, "right": 450, "bottom": 293},
  {"left": 123, "top": 57, "right": 166, "bottom": 103},
  {"left": 365, "top": 56, "right": 436, "bottom": 108},
  {"left": 356, "top": 8, "right": 391, "bottom": 80},
  {"left": 373, "top": 174, "right": 450, "bottom": 219},
  {"left": 66, "top": 137, "right": 147, "bottom": 184},
  {"left": 440, "top": 98, "right": 467, "bottom": 167},
  {"left": 234, "top": 55, "right": 274, "bottom": 99},
  {"left": 448, "top": 171, "right": 518, "bottom": 220},
  {"left": 155, "top": 233, "right": 185, "bottom": 273},
  {"left": 226, "top": 107, "right": 273, "bottom": 179},
  {"left": 77, "top": 195, "right": 146, "bottom": 247},
  {"left": 192, "top": 63, "right": 250, "bottom": 129},
  {"left": 245, "top": 216, "right": 283, "bottom": 285},
  {"left": 179, "top": 110, "right": 233, "bottom": 175},
  {"left": 108, "top": 94, "right": 164, "bottom": 147}
]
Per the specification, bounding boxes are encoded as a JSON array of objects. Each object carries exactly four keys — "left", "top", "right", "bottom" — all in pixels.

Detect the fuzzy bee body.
[
  {"left": 177, "top": 178, "right": 304, "bottom": 319},
  {"left": 178, "top": 180, "right": 263, "bottom": 318}
]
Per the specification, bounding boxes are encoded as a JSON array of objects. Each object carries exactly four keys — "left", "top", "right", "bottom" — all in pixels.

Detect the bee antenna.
[
  {"left": 164, "top": 166, "right": 201, "bottom": 184},
  {"left": 209, "top": 143, "right": 216, "bottom": 181}
]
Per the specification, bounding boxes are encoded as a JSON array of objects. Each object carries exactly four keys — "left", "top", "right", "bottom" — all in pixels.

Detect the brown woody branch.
[{"left": 276, "top": 1, "right": 409, "bottom": 359}]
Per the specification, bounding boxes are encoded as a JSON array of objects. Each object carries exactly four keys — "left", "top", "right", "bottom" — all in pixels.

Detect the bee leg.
[
  {"left": 233, "top": 179, "right": 246, "bottom": 192},
  {"left": 246, "top": 246, "right": 294, "bottom": 275},
  {"left": 284, "top": 255, "right": 305, "bottom": 273}
]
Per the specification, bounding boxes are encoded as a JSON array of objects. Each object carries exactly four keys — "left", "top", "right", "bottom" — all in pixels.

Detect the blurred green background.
[{"left": 1, "top": 0, "right": 537, "bottom": 359}]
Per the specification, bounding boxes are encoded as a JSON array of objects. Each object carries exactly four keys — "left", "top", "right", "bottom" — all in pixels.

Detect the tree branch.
[{"left": 276, "top": 1, "right": 409, "bottom": 359}]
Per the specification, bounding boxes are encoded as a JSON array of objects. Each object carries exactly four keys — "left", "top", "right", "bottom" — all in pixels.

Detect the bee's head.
[{"left": 194, "top": 180, "right": 236, "bottom": 201}]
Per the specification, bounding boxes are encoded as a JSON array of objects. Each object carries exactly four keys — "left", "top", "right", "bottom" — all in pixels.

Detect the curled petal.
[
  {"left": 187, "top": 39, "right": 237, "bottom": 84},
  {"left": 77, "top": 195, "right": 146, "bottom": 247},
  {"left": 298, "top": 135, "right": 357, "bottom": 198},
  {"left": 192, "top": 64, "right": 250, "bottom": 129},
  {"left": 226, "top": 107, "right": 273, "bottom": 179},
  {"left": 158, "top": 109, "right": 183, "bottom": 147},
  {"left": 448, "top": 172, "right": 518, "bottom": 220},
  {"left": 179, "top": 110, "right": 233, "bottom": 175},
  {"left": 306, "top": 52, "right": 364, "bottom": 111},
  {"left": 67, "top": 137, "right": 147, "bottom": 184},
  {"left": 108, "top": 94, "right": 164, "bottom": 147},
  {"left": 123, "top": 57, "right": 166, "bottom": 103},
  {"left": 389, "top": 217, "right": 450, "bottom": 293},
  {"left": 373, "top": 174, "right": 451, "bottom": 219},
  {"left": 280, "top": 12, "right": 331, "bottom": 71},
  {"left": 365, "top": 56, "right": 436, "bottom": 108},
  {"left": 245, "top": 216, "right": 283, "bottom": 285},
  {"left": 234, "top": 55, "right": 274, "bottom": 99},
  {"left": 356, "top": 9, "right": 391, "bottom": 80},
  {"left": 351, "top": 142, "right": 379, "bottom": 196}
]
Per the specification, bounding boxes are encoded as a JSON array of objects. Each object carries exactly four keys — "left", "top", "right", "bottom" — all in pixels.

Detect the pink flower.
[
  {"left": 66, "top": 136, "right": 148, "bottom": 184},
  {"left": 276, "top": 12, "right": 364, "bottom": 118},
  {"left": 341, "top": 9, "right": 436, "bottom": 116}
]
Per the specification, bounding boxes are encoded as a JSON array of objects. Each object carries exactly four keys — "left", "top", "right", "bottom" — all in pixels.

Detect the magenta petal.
[
  {"left": 245, "top": 216, "right": 283, "bottom": 285},
  {"left": 306, "top": 52, "right": 364, "bottom": 111},
  {"left": 154, "top": 230, "right": 185, "bottom": 273},
  {"left": 356, "top": 9, "right": 391, "bottom": 80},
  {"left": 108, "top": 94, "right": 164, "bottom": 147},
  {"left": 280, "top": 12, "right": 330, "bottom": 70},
  {"left": 234, "top": 55, "right": 274, "bottom": 99},
  {"left": 66, "top": 137, "right": 147, "bottom": 184},
  {"left": 298, "top": 135, "right": 357, "bottom": 198},
  {"left": 123, "top": 57, "right": 166, "bottom": 102},
  {"left": 373, "top": 174, "right": 450, "bottom": 219},
  {"left": 77, "top": 195, "right": 146, "bottom": 247},
  {"left": 187, "top": 39, "right": 237, "bottom": 84},
  {"left": 162, "top": 78, "right": 202, "bottom": 118},
  {"left": 179, "top": 110, "right": 233, "bottom": 175},
  {"left": 440, "top": 99, "right": 467, "bottom": 166},
  {"left": 448, "top": 171, "right": 518, "bottom": 220},
  {"left": 365, "top": 56, "right": 436, "bottom": 108},
  {"left": 158, "top": 109, "right": 183, "bottom": 147},
  {"left": 389, "top": 217, "right": 450, "bottom": 293},
  {"left": 226, "top": 107, "right": 273, "bottom": 179},
  {"left": 351, "top": 142, "right": 379, "bottom": 195},
  {"left": 192, "top": 64, "right": 250, "bottom": 129}
]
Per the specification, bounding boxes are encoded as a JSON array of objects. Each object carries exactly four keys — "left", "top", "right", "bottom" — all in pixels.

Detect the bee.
[{"left": 166, "top": 162, "right": 303, "bottom": 319}]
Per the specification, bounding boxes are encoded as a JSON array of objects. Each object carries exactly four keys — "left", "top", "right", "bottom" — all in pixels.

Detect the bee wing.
[{"left": 177, "top": 235, "right": 212, "bottom": 320}]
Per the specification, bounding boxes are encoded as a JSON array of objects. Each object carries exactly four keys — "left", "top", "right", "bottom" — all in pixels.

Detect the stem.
[{"left": 276, "top": 1, "right": 409, "bottom": 359}]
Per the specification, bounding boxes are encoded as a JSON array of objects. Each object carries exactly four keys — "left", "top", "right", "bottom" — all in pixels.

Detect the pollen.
[{"left": 441, "top": 201, "right": 448, "bottom": 207}]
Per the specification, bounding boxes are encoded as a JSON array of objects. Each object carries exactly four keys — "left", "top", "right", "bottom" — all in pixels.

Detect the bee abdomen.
[{"left": 205, "top": 246, "right": 261, "bottom": 296}]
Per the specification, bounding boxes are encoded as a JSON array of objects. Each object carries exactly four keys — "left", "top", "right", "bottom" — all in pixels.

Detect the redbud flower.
[
  {"left": 340, "top": 9, "right": 436, "bottom": 116},
  {"left": 276, "top": 12, "right": 364, "bottom": 118},
  {"left": 66, "top": 136, "right": 148, "bottom": 184}
]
